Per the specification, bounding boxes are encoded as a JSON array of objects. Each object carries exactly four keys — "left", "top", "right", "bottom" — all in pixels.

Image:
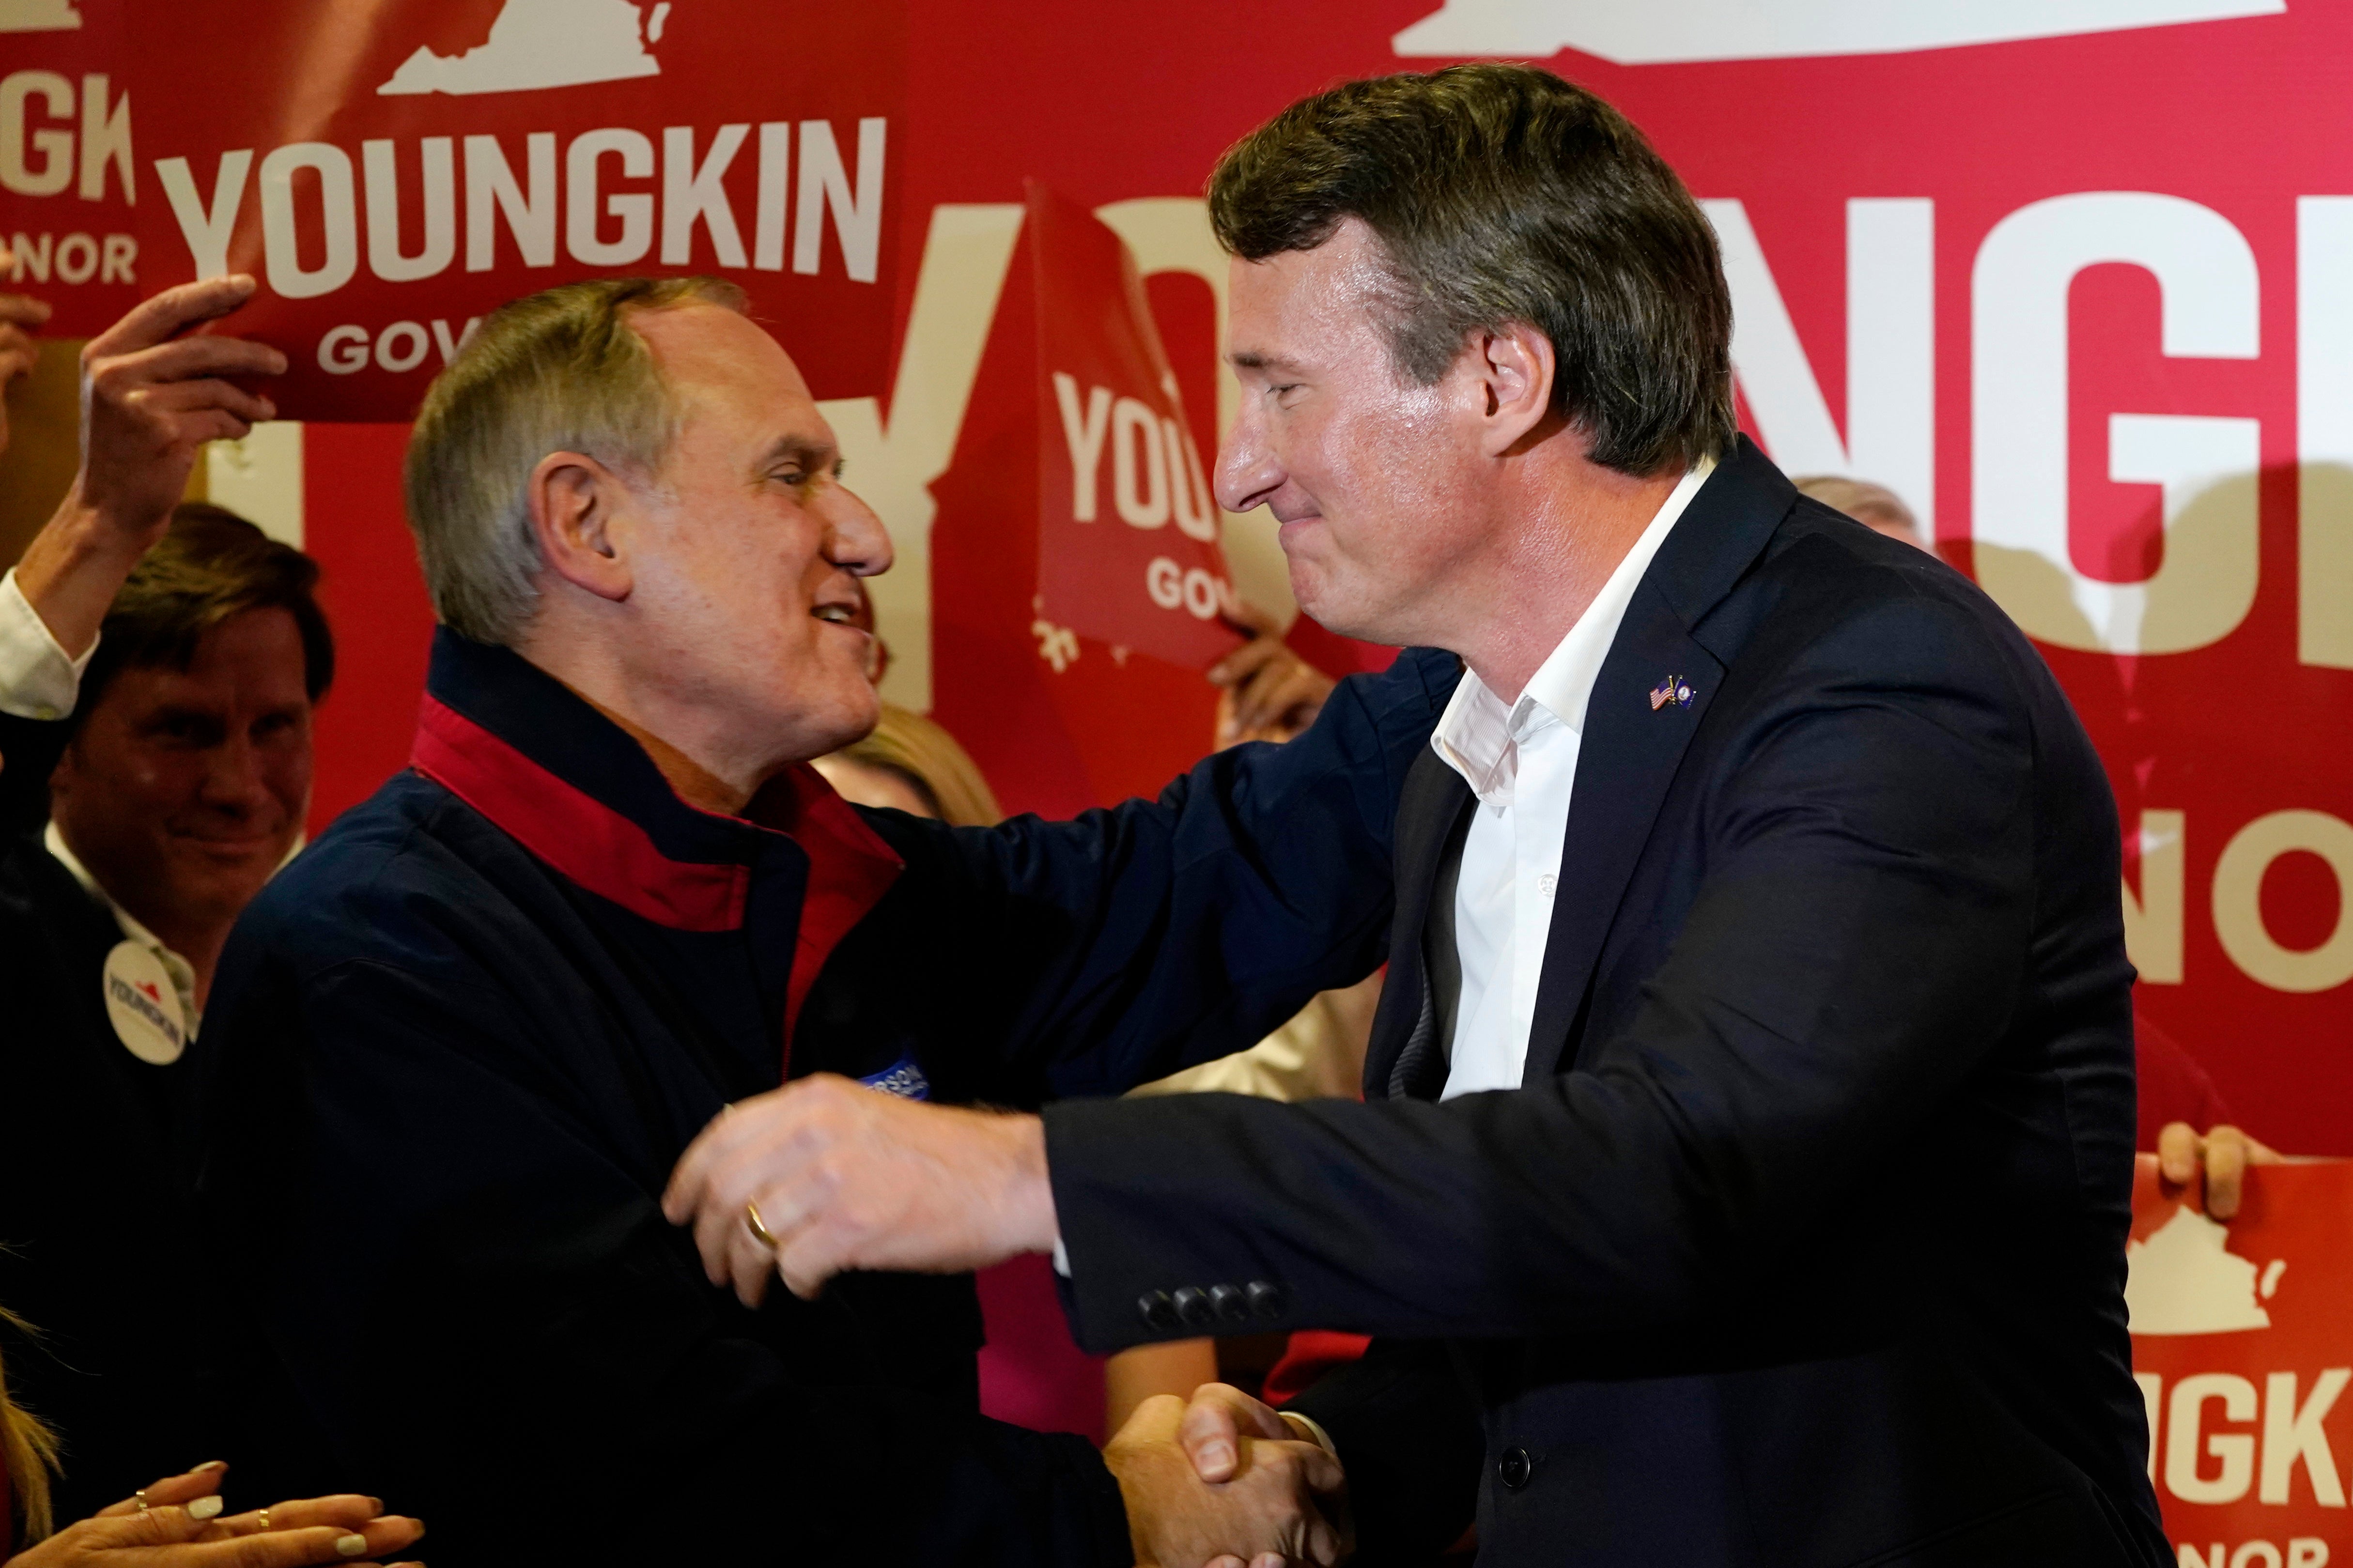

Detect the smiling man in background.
[{"left": 0, "top": 276, "right": 318, "bottom": 1521}]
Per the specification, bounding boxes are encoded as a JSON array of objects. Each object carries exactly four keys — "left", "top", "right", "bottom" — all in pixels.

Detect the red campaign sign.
[
  {"left": 0, "top": 0, "right": 904, "bottom": 415},
  {"left": 1029, "top": 182, "right": 1238, "bottom": 671},
  {"left": 2129, "top": 1155, "right": 2353, "bottom": 1567}
]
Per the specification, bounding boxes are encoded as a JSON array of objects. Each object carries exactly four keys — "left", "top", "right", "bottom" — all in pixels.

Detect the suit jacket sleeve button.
[
  {"left": 1209, "top": 1283, "right": 1251, "bottom": 1325},
  {"left": 1498, "top": 1446, "right": 1533, "bottom": 1491},
  {"left": 1246, "top": 1280, "right": 1285, "bottom": 1319},
  {"left": 1139, "top": 1291, "right": 1180, "bottom": 1331},
  {"left": 1174, "top": 1286, "right": 1214, "bottom": 1328}
]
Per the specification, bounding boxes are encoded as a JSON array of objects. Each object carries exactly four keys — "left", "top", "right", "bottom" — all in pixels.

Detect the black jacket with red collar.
[{"left": 189, "top": 628, "right": 1454, "bottom": 1566}]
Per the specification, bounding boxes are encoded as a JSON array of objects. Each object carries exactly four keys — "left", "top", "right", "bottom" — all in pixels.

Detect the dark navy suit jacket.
[
  {"left": 190, "top": 629, "right": 1456, "bottom": 1566},
  {"left": 1044, "top": 440, "right": 2172, "bottom": 1568}
]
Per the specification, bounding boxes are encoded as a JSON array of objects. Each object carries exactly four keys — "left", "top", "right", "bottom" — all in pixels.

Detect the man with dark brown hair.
[
  {"left": 674, "top": 64, "right": 2170, "bottom": 1568},
  {"left": 0, "top": 278, "right": 317, "bottom": 1520}
]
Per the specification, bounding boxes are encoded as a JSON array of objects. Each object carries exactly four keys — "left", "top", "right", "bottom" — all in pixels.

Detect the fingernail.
[
  {"left": 189, "top": 1495, "right": 224, "bottom": 1520},
  {"left": 1200, "top": 1440, "right": 1234, "bottom": 1474},
  {"left": 366, "top": 1498, "right": 384, "bottom": 1516},
  {"left": 190, "top": 1460, "right": 228, "bottom": 1474},
  {"left": 337, "top": 1534, "right": 369, "bottom": 1557}
]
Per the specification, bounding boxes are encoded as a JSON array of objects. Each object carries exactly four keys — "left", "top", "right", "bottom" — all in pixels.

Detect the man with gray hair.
[{"left": 190, "top": 275, "right": 1452, "bottom": 1564}]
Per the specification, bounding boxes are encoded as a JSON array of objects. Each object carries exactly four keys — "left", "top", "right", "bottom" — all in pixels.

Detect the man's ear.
[
  {"left": 527, "top": 451, "right": 635, "bottom": 604},
  {"left": 1473, "top": 321, "right": 1559, "bottom": 459}
]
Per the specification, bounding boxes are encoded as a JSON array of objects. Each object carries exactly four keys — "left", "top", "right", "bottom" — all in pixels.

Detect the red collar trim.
[
  {"left": 412, "top": 695, "right": 752, "bottom": 931},
  {"left": 410, "top": 695, "right": 905, "bottom": 1057},
  {"left": 748, "top": 765, "right": 905, "bottom": 1041}
]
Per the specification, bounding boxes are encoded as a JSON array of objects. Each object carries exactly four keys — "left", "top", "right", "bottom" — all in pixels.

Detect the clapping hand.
[
  {"left": 1105, "top": 1385, "right": 1349, "bottom": 1568},
  {"left": 4, "top": 1460, "right": 423, "bottom": 1568}
]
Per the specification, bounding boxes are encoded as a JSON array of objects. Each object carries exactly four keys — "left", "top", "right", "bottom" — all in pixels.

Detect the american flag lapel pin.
[{"left": 1650, "top": 675, "right": 1694, "bottom": 711}]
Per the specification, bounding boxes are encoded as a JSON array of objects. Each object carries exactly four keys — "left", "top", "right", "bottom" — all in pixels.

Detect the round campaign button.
[{"left": 102, "top": 940, "right": 186, "bottom": 1065}]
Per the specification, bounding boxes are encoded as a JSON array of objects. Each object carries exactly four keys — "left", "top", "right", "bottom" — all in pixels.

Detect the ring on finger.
[
  {"left": 256, "top": 1507, "right": 271, "bottom": 1533},
  {"left": 744, "top": 1199, "right": 782, "bottom": 1249},
  {"left": 133, "top": 1491, "right": 148, "bottom": 1512}
]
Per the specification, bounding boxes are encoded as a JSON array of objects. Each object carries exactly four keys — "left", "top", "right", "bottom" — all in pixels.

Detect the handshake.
[
  {"left": 662, "top": 1078, "right": 1352, "bottom": 1567},
  {"left": 1102, "top": 1381, "right": 1350, "bottom": 1568}
]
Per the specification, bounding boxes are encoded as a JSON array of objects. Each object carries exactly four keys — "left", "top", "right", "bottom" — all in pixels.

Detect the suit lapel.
[
  {"left": 1520, "top": 437, "right": 1796, "bottom": 1084},
  {"left": 1363, "top": 746, "right": 1474, "bottom": 1098},
  {"left": 1520, "top": 585, "right": 1719, "bottom": 1084}
]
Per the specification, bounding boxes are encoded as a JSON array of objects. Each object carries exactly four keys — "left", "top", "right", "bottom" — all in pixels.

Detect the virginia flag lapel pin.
[{"left": 1650, "top": 675, "right": 1694, "bottom": 711}]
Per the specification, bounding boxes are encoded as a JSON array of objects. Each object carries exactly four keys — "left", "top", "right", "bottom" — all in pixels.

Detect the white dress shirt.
[
  {"left": 1432, "top": 461, "right": 1712, "bottom": 1099},
  {"left": 0, "top": 566, "right": 93, "bottom": 721}
]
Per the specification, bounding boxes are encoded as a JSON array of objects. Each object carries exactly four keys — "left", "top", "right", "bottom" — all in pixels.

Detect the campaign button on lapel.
[{"left": 103, "top": 940, "right": 186, "bottom": 1065}]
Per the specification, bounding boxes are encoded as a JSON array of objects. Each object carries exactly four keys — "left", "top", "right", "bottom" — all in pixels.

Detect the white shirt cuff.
[
  {"left": 0, "top": 567, "right": 93, "bottom": 721},
  {"left": 1051, "top": 1238, "right": 1071, "bottom": 1276}
]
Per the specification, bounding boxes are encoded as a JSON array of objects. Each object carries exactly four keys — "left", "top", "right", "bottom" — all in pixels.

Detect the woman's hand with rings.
[{"left": 8, "top": 1460, "right": 425, "bottom": 1567}]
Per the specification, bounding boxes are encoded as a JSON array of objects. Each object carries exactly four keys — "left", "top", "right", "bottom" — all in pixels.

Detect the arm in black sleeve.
[
  {"left": 1287, "top": 1338, "right": 1485, "bottom": 1566},
  {"left": 870, "top": 645, "right": 1457, "bottom": 1103},
  {"left": 197, "top": 951, "right": 1129, "bottom": 1566},
  {"left": 1041, "top": 599, "right": 2048, "bottom": 1350},
  {"left": 0, "top": 711, "right": 69, "bottom": 836}
]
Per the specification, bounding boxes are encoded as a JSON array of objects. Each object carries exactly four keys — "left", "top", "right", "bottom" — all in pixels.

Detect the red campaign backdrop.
[
  {"left": 2129, "top": 1156, "right": 2353, "bottom": 1561},
  {"left": 5, "top": 1, "right": 2352, "bottom": 1153}
]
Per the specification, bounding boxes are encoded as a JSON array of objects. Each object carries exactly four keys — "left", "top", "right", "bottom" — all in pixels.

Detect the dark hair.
[
  {"left": 1208, "top": 63, "right": 1735, "bottom": 477},
  {"left": 78, "top": 503, "right": 335, "bottom": 723}
]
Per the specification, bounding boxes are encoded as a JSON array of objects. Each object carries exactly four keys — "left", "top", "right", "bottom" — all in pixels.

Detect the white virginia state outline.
[
  {"left": 0, "top": 0, "right": 82, "bottom": 32},
  {"left": 379, "top": 0, "right": 667, "bottom": 97},
  {"left": 1391, "top": 0, "right": 2285, "bottom": 63}
]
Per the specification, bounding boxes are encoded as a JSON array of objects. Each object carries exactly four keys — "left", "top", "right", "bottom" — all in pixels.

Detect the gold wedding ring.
[
  {"left": 744, "top": 1199, "right": 782, "bottom": 1249},
  {"left": 256, "top": 1508, "right": 272, "bottom": 1532},
  {"left": 133, "top": 1490, "right": 148, "bottom": 1512}
]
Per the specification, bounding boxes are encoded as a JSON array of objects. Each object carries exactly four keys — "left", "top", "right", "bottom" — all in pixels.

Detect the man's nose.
[
  {"left": 200, "top": 735, "right": 271, "bottom": 813},
  {"left": 823, "top": 479, "right": 895, "bottom": 578},
  {"left": 1215, "top": 407, "right": 1285, "bottom": 517}
]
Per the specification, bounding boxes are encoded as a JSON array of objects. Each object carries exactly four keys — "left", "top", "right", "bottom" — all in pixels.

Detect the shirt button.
[
  {"left": 1536, "top": 873, "right": 1557, "bottom": 897},
  {"left": 1498, "top": 1446, "right": 1533, "bottom": 1491}
]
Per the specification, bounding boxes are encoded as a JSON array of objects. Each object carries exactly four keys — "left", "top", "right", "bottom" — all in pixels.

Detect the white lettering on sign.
[
  {"left": 662, "top": 122, "right": 748, "bottom": 267},
  {"left": 794, "top": 117, "right": 884, "bottom": 282},
  {"left": 1972, "top": 192, "right": 2260, "bottom": 656},
  {"left": 5, "top": 229, "right": 132, "bottom": 284},
  {"left": 2169, "top": 1373, "right": 2260, "bottom": 1505},
  {"left": 363, "top": 136, "right": 454, "bottom": 282},
  {"left": 2298, "top": 197, "right": 2353, "bottom": 671},
  {"left": 464, "top": 132, "right": 555, "bottom": 270},
  {"left": 1112, "top": 396, "right": 1169, "bottom": 528},
  {"left": 753, "top": 120, "right": 789, "bottom": 271},
  {"left": 1053, "top": 373, "right": 1112, "bottom": 522},
  {"left": 566, "top": 125, "right": 653, "bottom": 266},
  {"left": 2143, "top": 1369, "right": 2353, "bottom": 1511},
  {"left": 0, "top": 71, "right": 128, "bottom": 201},
  {"left": 2259, "top": 1369, "right": 2349, "bottom": 1506},
  {"left": 155, "top": 148, "right": 250, "bottom": 279},
  {"left": 0, "top": 71, "right": 72, "bottom": 196},
  {"left": 151, "top": 121, "right": 886, "bottom": 297},
  {"left": 1146, "top": 557, "right": 1237, "bottom": 622},
  {"left": 258, "top": 141, "right": 358, "bottom": 299},
  {"left": 317, "top": 316, "right": 480, "bottom": 375},
  {"left": 2124, "top": 809, "right": 2187, "bottom": 984},
  {"left": 1703, "top": 197, "right": 1934, "bottom": 532},
  {"left": 2212, "top": 810, "right": 2353, "bottom": 993}
]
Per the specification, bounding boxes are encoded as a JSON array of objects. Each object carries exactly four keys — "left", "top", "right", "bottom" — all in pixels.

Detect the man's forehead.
[
  {"left": 1226, "top": 226, "right": 1395, "bottom": 372},
  {"left": 633, "top": 302, "right": 832, "bottom": 450}
]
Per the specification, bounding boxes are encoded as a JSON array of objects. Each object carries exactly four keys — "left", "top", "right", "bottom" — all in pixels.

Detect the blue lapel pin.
[{"left": 1649, "top": 675, "right": 1694, "bottom": 711}]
